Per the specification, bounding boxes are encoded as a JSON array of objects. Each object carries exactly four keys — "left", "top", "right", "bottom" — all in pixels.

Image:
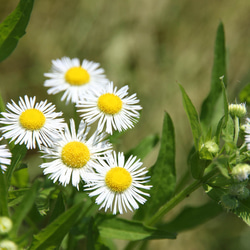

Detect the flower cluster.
[{"left": 0, "top": 57, "right": 150, "bottom": 214}]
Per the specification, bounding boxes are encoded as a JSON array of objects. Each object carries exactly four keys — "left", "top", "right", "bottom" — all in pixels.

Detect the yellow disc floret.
[
  {"left": 105, "top": 167, "right": 132, "bottom": 192},
  {"left": 97, "top": 93, "right": 123, "bottom": 115},
  {"left": 19, "top": 109, "right": 46, "bottom": 130},
  {"left": 61, "top": 141, "right": 90, "bottom": 168},
  {"left": 65, "top": 66, "right": 90, "bottom": 85}
]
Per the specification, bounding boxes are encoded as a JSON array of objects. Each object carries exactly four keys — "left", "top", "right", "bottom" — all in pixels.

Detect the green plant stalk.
[
  {"left": 234, "top": 116, "right": 240, "bottom": 145},
  {"left": 145, "top": 167, "right": 219, "bottom": 226}
]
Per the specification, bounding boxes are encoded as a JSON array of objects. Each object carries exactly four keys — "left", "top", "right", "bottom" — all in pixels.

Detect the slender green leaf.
[
  {"left": 179, "top": 84, "right": 202, "bottom": 150},
  {"left": 49, "top": 192, "right": 65, "bottom": 223},
  {"left": 0, "top": 170, "right": 9, "bottom": 216},
  {"left": 6, "top": 143, "right": 27, "bottom": 185},
  {"left": 200, "top": 22, "right": 227, "bottom": 130},
  {"left": 125, "top": 134, "right": 159, "bottom": 160},
  {"left": 29, "top": 201, "right": 85, "bottom": 250},
  {"left": 160, "top": 201, "right": 223, "bottom": 232},
  {"left": 10, "top": 180, "right": 41, "bottom": 235},
  {"left": 134, "top": 112, "right": 176, "bottom": 221},
  {"left": 0, "top": 0, "right": 35, "bottom": 61},
  {"left": 97, "top": 216, "right": 176, "bottom": 241}
]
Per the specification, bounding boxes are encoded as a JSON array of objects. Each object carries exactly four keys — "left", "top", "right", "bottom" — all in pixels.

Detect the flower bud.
[
  {"left": 229, "top": 103, "right": 247, "bottom": 118},
  {"left": 0, "top": 216, "right": 12, "bottom": 234},
  {"left": 199, "top": 140, "right": 219, "bottom": 160},
  {"left": 231, "top": 163, "right": 250, "bottom": 181},
  {"left": 0, "top": 240, "right": 18, "bottom": 250},
  {"left": 229, "top": 184, "right": 250, "bottom": 200},
  {"left": 220, "top": 194, "right": 239, "bottom": 211}
]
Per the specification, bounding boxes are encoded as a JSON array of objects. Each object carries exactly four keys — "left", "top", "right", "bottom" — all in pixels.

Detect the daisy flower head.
[
  {"left": 77, "top": 81, "right": 142, "bottom": 135},
  {"left": 0, "top": 96, "right": 65, "bottom": 150},
  {"left": 85, "top": 151, "right": 151, "bottom": 214},
  {"left": 44, "top": 57, "right": 109, "bottom": 104},
  {"left": 0, "top": 138, "right": 11, "bottom": 172},
  {"left": 40, "top": 119, "right": 112, "bottom": 189}
]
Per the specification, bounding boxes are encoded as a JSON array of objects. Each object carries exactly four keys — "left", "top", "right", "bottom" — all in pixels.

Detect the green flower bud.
[
  {"left": 231, "top": 163, "right": 250, "bottom": 181},
  {"left": 0, "top": 217, "right": 12, "bottom": 235},
  {"left": 0, "top": 240, "right": 18, "bottom": 250},
  {"left": 199, "top": 140, "right": 219, "bottom": 160},
  {"left": 229, "top": 184, "right": 250, "bottom": 200},
  {"left": 220, "top": 194, "right": 239, "bottom": 211},
  {"left": 229, "top": 103, "right": 247, "bottom": 118}
]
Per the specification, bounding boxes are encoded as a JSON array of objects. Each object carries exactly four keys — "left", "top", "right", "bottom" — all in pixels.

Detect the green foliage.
[
  {"left": 10, "top": 180, "right": 41, "bottom": 235},
  {"left": 0, "top": 0, "right": 34, "bottom": 61},
  {"left": 179, "top": 84, "right": 203, "bottom": 150},
  {"left": 0, "top": 169, "right": 9, "bottom": 216},
  {"left": 200, "top": 22, "right": 227, "bottom": 131},
  {"left": 96, "top": 215, "right": 176, "bottom": 240},
  {"left": 134, "top": 112, "right": 176, "bottom": 221},
  {"left": 29, "top": 201, "right": 85, "bottom": 250}
]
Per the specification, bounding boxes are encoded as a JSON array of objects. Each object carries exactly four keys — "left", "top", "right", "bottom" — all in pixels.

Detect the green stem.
[
  {"left": 145, "top": 167, "right": 219, "bottom": 226},
  {"left": 234, "top": 116, "right": 239, "bottom": 145}
]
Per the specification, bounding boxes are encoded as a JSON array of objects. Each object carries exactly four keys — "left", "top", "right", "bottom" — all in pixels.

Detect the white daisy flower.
[
  {"left": 76, "top": 81, "right": 142, "bottom": 134},
  {"left": 85, "top": 151, "right": 151, "bottom": 214},
  {"left": 0, "top": 138, "right": 11, "bottom": 172},
  {"left": 40, "top": 119, "right": 112, "bottom": 189},
  {"left": 44, "top": 57, "right": 109, "bottom": 104},
  {"left": 0, "top": 96, "right": 65, "bottom": 150}
]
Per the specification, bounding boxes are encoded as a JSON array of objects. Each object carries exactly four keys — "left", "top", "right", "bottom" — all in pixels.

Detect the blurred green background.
[{"left": 1, "top": 0, "right": 250, "bottom": 249}]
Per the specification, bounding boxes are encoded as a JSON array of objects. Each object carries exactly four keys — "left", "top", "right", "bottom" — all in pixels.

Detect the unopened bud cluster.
[
  {"left": 231, "top": 163, "right": 250, "bottom": 182},
  {"left": 229, "top": 103, "right": 247, "bottom": 118}
]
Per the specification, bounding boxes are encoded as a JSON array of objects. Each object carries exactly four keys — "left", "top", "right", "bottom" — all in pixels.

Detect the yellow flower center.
[
  {"left": 19, "top": 109, "right": 46, "bottom": 130},
  {"left": 105, "top": 167, "right": 132, "bottom": 192},
  {"left": 61, "top": 141, "right": 90, "bottom": 168},
  {"left": 97, "top": 93, "right": 123, "bottom": 115},
  {"left": 64, "top": 66, "right": 90, "bottom": 86}
]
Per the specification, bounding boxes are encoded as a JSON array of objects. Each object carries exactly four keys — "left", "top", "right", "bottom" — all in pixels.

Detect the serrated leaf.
[
  {"left": 97, "top": 215, "right": 176, "bottom": 241},
  {"left": 160, "top": 201, "right": 223, "bottom": 232},
  {"left": 0, "top": 0, "right": 35, "bottom": 61},
  {"left": 125, "top": 134, "right": 159, "bottom": 160},
  {"left": 29, "top": 201, "right": 85, "bottom": 250},
  {"left": 200, "top": 22, "right": 227, "bottom": 130},
  {"left": 234, "top": 198, "right": 250, "bottom": 226},
  {"left": 134, "top": 112, "right": 175, "bottom": 221},
  {"left": 10, "top": 180, "right": 41, "bottom": 235},
  {"left": 179, "top": 84, "right": 202, "bottom": 150}
]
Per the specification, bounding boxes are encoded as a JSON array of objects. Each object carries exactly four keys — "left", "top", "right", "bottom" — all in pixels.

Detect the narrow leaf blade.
[
  {"left": 97, "top": 216, "right": 176, "bottom": 241},
  {"left": 29, "top": 201, "right": 84, "bottom": 250},
  {"left": 179, "top": 84, "right": 202, "bottom": 150},
  {"left": 200, "top": 22, "right": 227, "bottom": 130},
  {"left": 0, "top": 0, "right": 35, "bottom": 61},
  {"left": 134, "top": 112, "right": 176, "bottom": 221}
]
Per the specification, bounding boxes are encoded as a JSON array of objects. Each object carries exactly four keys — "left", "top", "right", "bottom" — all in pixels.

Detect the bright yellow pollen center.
[
  {"left": 64, "top": 67, "right": 90, "bottom": 85},
  {"left": 105, "top": 167, "right": 132, "bottom": 192},
  {"left": 97, "top": 93, "right": 122, "bottom": 115},
  {"left": 61, "top": 141, "right": 90, "bottom": 168},
  {"left": 19, "top": 109, "right": 46, "bottom": 130}
]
